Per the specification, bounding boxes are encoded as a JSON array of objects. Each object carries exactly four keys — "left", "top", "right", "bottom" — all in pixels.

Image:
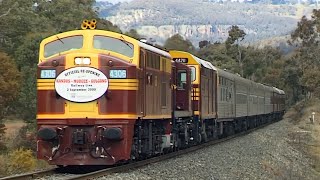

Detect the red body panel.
[{"left": 37, "top": 119, "right": 135, "bottom": 165}]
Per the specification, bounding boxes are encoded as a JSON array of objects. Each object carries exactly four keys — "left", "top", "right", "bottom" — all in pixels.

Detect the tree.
[
  {"left": 225, "top": 25, "right": 246, "bottom": 76},
  {"left": 288, "top": 9, "right": 320, "bottom": 98},
  {"left": 0, "top": 52, "right": 21, "bottom": 120},
  {"left": 241, "top": 46, "right": 282, "bottom": 81},
  {"left": 197, "top": 43, "right": 237, "bottom": 73},
  {"left": 14, "top": 34, "right": 45, "bottom": 70},
  {"left": 281, "top": 56, "right": 304, "bottom": 103},
  {"left": 0, "top": 0, "right": 38, "bottom": 54},
  {"left": 163, "top": 34, "right": 195, "bottom": 53},
  {"left": 125, "top": 29, "right": 141, "bottom": 40},
  {"left": 199, "top": 40, "right": 210, "bottom": 49}
]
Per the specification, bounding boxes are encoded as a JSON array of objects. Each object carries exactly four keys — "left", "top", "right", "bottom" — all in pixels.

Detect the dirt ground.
[
  {"left": 286, "top": 98, "right": 320, "bottom": 175},
  {"left": 3, "top": 119, "right": 26, "bottom": 138}
]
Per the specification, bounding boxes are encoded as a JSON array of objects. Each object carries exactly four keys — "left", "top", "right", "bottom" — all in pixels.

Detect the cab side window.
[{"left": 177, "top": 70, "right": 187, "bottom": 90}]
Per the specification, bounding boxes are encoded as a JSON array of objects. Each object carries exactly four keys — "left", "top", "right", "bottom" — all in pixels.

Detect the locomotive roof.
[
  {"left": 273, "top": 87, "right": 285, "bottom": 95},
  {"left": 216, "top": 68, "right": 237, "bottom": 81},
  {"left": 190, "top": 54, "right": 217, "bottom": 70},
  {"left": 138, "top": 41, "right": 171, "bottom": 58}
]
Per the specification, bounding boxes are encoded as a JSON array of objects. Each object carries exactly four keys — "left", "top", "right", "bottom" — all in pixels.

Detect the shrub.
[
  {"left": 0, "top": 155, "right": 8, "bottom": 177},
  {"left": 7, "top": 148, "right": 36, "bottom": 174},
  {"left": 0, "top": 123, "right": 7, "bottom": 152},
  {"left": 10, "top": 125, "right": 36, "bottom": 152}
]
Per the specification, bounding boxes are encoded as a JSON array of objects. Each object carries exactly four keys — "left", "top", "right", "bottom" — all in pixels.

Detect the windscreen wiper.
[
  {"left": 56, "top": 35, "right": 64, "bottom": 44},
  {"left": 120, "top": 35, "right": 132, "bottom": 49}
]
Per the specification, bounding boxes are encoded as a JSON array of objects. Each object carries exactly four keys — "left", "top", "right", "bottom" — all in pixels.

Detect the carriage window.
[
  {"left": 161, "top": 82, "right": 166, "bottom": 107},
  {"left": 190, "top": 66, "right": 196, "bottom": 82},
  {"left": 155, "top": 55, "right": 160, "bottom": 69},
  {"left": 177, "top": 70, "right": 187, "bottom": 90},
  {"left": 146, "top": 52, "right": 152, "bottom": 67},
  {"left": 44, "top": 35, "right": 83, "bottom": 58},
  {"left": 93, "top": 36, "right": 134, "bottom": 57}
]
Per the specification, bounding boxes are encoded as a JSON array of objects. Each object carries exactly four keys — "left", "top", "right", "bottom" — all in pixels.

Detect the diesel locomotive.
[{"left": 36, "top": 20, "right": 285, "bottom": 166}]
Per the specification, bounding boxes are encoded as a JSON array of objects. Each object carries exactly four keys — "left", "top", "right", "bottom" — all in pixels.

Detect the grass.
[
  {"left": 286, "top": 98, "right": 320, "bottom": 175},
  {"left": 3, "top": 120, "right": 26, "bottom": 138}
]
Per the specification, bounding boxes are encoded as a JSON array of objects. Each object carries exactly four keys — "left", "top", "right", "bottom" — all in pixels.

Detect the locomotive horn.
[
  {"left": 89, "top": 23, "right": 96, "bottom": 30},
  {"left": 81, "top": 23, "right": 88, "bottom": 29},
  {"left": 81, "top": 19, "right": 89, "bottom": 29},
  {"left": 91, "top": 19, "right": 97, "bottom": 25},
  {"left": 81, "top": 19, "right": 97, "bottom": 29},
  {"left": 89, "top": 19, "right": 97, "bottom": 29}
]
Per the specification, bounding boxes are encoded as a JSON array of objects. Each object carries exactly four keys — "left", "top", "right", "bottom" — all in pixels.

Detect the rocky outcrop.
[{"left": 100, "top": 1, "right": 314, "bottom": 47}]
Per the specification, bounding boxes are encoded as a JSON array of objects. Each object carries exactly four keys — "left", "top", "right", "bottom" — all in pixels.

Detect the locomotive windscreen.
[
  {"left": 93, "top": 35, "right": 134, "bottom": 57},
  {"left": 44, "top": 35, "right": 83, "bottom": 58}
]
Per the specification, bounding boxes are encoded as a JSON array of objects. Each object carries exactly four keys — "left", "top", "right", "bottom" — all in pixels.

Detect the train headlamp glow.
[
  {"left": 74, "top": 57, "right": 91, "bottom": 65},
  {"left": 109, "top": 70, "right": 127, "bottom": 79}
]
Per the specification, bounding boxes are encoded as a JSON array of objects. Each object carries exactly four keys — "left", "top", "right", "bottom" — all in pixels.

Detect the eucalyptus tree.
[
  {"left": 288, "top": 9, "right": 320, "bottom": 98},
  {"left": 225, "top": 25, "right": 246, "bottom": 76},
  {"left": 163, "top": 34, "right": 196, "bottom": 53}
]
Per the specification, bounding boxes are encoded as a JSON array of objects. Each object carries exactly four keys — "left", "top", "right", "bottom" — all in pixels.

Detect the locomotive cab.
[
  {"left": 37, "top": 20, "right": 174, "bottom": 166},
  {"left": 37, "top": 25, "right": 143, "bottom": 165}
]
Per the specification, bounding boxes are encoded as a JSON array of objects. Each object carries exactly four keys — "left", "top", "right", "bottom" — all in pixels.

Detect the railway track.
[
  {"left": 0, "top": 168, "right": 58, "bottom": 180},
  {"left": 0, "top": 120, "right": 277, "bottom": 180}
]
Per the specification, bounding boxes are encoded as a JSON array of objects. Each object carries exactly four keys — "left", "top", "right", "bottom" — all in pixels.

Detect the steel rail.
[{"left": 0, "top": 168, "right": 58, "bottom": 180}]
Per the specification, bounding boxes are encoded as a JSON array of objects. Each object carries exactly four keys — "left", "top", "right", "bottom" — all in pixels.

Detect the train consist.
[{"left": 36, "top": 20, "right": 285, "bottom": 166}]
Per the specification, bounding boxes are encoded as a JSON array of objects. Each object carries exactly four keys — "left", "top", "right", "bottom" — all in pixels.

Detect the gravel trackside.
[{"left": 96, "top": 117, "right": 319, "bottom": 180}]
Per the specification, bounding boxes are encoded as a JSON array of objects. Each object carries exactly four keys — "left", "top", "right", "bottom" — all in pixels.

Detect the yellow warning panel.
[{"left": 69, "top": 102, "right": 95, "bottom": 112}]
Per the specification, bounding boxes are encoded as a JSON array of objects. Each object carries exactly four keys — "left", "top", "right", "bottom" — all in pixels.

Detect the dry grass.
[
  {"left": 308, "top": 124, "right": 320, "bottom": 173},
  {"left": 286, "top": 98, "right": 320, "bottom": 175},
  {"left": 3, "top": 119, "right": 25, "bottom": 138}
]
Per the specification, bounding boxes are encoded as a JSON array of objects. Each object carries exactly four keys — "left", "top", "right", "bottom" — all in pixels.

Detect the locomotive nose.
[{"left": 38, "top": 128, "right": 57, "bottom": 141}]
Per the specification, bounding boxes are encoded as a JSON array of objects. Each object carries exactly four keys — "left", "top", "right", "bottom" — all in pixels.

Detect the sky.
[{"left": 96, "top": 0, "right": 132, "bottom": 3}]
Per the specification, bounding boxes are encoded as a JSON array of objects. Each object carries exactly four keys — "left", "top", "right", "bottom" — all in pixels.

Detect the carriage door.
[{"left": 139, "top": 50, "right": 146, "bottom": 117}]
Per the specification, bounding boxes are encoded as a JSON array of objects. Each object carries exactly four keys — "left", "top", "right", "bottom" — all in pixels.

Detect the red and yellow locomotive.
[
  {"left": 36, "top": 20, "right": 192, "bottom": 166},
  {"left": 36, "top": 20, "right": 285, "bottom": 167}
]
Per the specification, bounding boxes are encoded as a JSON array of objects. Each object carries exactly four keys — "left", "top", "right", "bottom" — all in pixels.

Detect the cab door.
[{"left": 139, "top": 50, "right": 146, "bottom": 117}]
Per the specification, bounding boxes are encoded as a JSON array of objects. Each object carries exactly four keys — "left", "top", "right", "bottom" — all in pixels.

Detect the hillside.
[{"left": 96, "top": 0, "right": 315, "bottom": 47}]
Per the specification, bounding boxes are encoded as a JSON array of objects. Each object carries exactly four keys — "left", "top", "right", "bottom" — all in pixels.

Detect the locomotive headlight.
[
  {"left": 74, "top": 57, "right": 91, "bottom": 65},
  {"left": 75, "top": 57, "right": 82, "bottom": 65},
  {"left": 83, "top": 57, "right": 91, "bottom": 65},
  {"left": 38, "top": 128, "right": 57, "bottom": 141}
]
